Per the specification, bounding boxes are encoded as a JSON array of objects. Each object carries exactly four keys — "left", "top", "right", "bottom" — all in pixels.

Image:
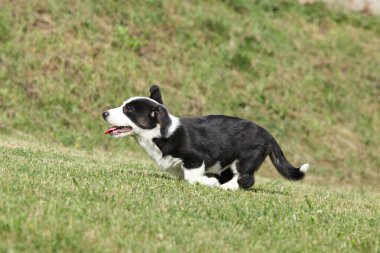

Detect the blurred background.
[{"left": 0, "top": 0, "right": 379, "bottom": 190}]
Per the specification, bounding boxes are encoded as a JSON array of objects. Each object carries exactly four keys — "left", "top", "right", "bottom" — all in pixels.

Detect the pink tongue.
[{"left": 104, "top": 127, "right": 117, "bottom": 135}]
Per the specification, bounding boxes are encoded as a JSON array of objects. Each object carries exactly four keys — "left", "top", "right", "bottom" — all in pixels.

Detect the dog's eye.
[{"left": 124, "top": 105, "right": 132, "bottom": 112}]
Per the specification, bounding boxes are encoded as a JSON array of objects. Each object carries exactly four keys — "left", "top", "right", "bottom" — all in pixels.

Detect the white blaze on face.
[
  {"left": 104, "top": 104, "right": 137, "bottom": 138},
  {"left": 104, "top": 96, "right": 180, "bottom": 139},
  {"left": 106, "top": 105, "right": 129, "bottom": 127}
]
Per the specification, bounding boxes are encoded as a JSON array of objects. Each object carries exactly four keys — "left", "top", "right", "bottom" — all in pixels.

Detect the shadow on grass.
[{"left": 128, "top": 168, "right": 291, "bottom": 196}]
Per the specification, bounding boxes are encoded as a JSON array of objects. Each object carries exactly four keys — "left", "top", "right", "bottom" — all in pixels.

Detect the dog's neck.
[
  {"left": 135, "top": 114, "right": 180, "bottom": 142},
  {"left": 167, "top": 114, "right": 180, "bottom": 137},
  {"left": 134, "top": 113, "right": 183, "bottom": 174}
]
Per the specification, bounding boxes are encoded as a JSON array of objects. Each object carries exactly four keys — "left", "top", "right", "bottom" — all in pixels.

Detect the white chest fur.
[{"left": 137, "top": 137, "right": 184, "bottom": 178}]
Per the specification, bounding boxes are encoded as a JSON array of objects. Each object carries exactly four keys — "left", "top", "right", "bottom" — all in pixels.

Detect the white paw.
[
  {"left": 186, "top": 176, "right": 220, "bottom": 187},
  {"left": 220, "top": 180, "right": 240, "bottom": 191},
  {"left": 202, "top": 177, "right": 220, "bottom": 187}
]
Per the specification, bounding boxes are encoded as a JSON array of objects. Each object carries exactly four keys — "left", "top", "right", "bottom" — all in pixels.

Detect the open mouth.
[{"left": 104, "top": 126, "right": 133, "bottom": 137}]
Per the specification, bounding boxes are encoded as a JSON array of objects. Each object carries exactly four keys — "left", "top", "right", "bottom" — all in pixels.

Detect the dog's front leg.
[{"left": 182, "top": 162, "right": 220, "bottom": 187}]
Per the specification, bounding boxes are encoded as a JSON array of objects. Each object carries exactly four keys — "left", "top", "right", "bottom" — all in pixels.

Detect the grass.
[
  {"left": 1, "top": 0, "right": 379, "bottom": 191},
  {"left": 0, "top": 0, "right": 380, "bottom": 251},
  {"left": 1, "top": 134, "right": 379, "bottom": 252}
]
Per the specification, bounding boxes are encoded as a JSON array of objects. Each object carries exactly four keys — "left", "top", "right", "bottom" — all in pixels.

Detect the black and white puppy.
[{"left": 102, "top": 85, "right": 309, "bottom": 190}]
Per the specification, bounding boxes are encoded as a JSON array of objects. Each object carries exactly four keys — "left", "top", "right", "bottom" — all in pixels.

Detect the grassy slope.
[
  {"left": 1, "top": 134, "right": 379, "bottom": 252},
  {"left": 0, "top": 1, "right": 379, "bottom": 251},
  {"left": 0, "top": 1, "right": 379, "bottom": 190}
]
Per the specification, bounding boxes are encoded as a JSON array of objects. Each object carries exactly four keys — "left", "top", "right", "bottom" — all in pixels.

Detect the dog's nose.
[{"left": 102, "top": 111, "right": 110, "bottom": 120}]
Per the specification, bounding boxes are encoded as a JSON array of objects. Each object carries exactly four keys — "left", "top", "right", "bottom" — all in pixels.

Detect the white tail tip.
[{"left": 300, "top": 163, "right": 310, "bottom": 173}]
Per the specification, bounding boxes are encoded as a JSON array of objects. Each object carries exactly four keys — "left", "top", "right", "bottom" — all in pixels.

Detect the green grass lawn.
[
  {"left": 1, "top": 134, "right": 379, "bottom": 252},
  {"left": 1, "top": 0, "right": 380, "bottom": 252},
  {"left": 0, "top": 0, "right": 379, "bottom": 190}
]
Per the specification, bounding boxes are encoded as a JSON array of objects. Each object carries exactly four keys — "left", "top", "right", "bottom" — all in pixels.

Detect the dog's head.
[{"left": 102, "top": 85, "right": 173, "bottom": 138}]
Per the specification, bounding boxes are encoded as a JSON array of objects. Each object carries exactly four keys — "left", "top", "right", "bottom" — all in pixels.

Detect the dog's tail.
[{"left": 268, "top": 137, "right": 309, "bottom": 180}]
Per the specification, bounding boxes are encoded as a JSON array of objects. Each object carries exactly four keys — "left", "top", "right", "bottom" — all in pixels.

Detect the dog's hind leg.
[{"left": 236, "top": 148, "right": 268, "bottom": 190}]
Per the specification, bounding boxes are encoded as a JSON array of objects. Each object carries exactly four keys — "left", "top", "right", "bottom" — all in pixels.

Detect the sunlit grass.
[
  {"left": 0, "top": 1, "right": 379, "bottom": 198},
  {"left": 0, "top": 135, "right": 379, "bottom": 252}
]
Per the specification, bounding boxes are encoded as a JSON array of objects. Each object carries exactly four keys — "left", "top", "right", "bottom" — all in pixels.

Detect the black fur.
[
  {"left": 152, "top": 115, "right": 305, "bottom": 187},
  {"left": 123, "top": 99, "right": 158, "bottom": 129},
  {"left": 155, "top": 106, "right": 172, "bottom": 138},
  {"left": 105, "top": 85, "right": 306, "bottom": 190},
  {"left": 149, "top": 85, "right": 164, "bottom": 104},
  {"left": 148, "top": 85, "right": 305, "bottom": 189}
]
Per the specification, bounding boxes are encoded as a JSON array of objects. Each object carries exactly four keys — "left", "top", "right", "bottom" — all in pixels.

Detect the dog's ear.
[
  {"left": 152, "top": 105, "right": 171, "bottom": 138},
  {"left": 149, "top": 85, "right": 164, "bottom": 104}
]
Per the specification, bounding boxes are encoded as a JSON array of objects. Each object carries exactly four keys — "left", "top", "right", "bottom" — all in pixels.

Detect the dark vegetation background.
[{"left": 0, "top": 0, "right": 379, "bottom": 190}]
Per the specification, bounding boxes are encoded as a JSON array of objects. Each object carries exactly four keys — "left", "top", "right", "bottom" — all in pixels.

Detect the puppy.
[{"left": 102, "top": 85, "right": 309, "bottom": 190}]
